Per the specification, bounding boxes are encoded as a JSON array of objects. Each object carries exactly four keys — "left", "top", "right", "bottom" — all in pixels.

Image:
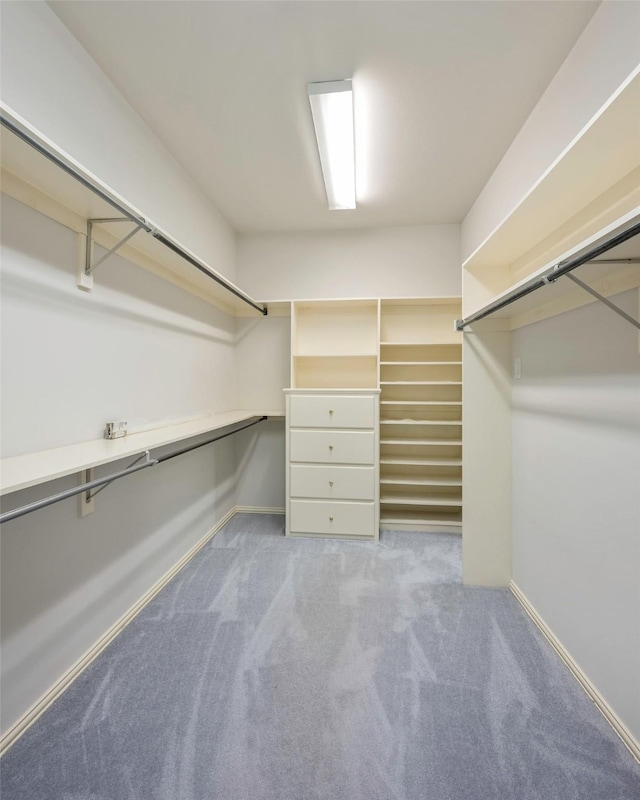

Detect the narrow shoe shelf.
[
  {"left": 380, "top": 494, "right": 462, "bottom": 507},
  {"left": 380, "top": 477, "right": 462, "bottom": 487}
]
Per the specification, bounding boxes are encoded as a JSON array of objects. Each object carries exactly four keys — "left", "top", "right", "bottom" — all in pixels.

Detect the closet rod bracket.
[
  {"left": 85, "top": 218, "right": 144, "bottom": 276},
  {"left": 563, "top": 273, "right": 640, "bottom": 330}
]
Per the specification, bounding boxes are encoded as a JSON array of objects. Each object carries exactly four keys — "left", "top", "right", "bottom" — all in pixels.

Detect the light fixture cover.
[{"left": 308, "top": 80, "right": 356, "bottom": 210}]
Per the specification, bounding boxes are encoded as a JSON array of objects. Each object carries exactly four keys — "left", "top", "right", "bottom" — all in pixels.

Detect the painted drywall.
[
  {"left": 237, "top": 225, "right": 460, "bottom": 301},
  {"left": 462, "top": 1, "right": 640, "bottom": 263},
  {"left": 1, "top": 197, "right": 236, "bottom": 456},
  {"left": 235, "top": 314, "right": 291, "bottom": 416},
  {"left": 0, "top": 1, "right": 236, "bottom": 282},
  {"left": 511, "top": 289, "right": 640, "bottom": 742},
  {"left": 233, "top": 315, "right": 289, "bottom": 511},
  {"left": 0, "top": 196, "right": 239, "bottom": 735},
  {"left": 235, "top": 419, "right": 286, "bottom": 511}
]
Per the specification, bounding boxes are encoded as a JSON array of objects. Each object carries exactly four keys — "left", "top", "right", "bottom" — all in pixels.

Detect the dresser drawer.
[
  {"left": 290, "top": 430, "right": 375, "bottom": 465},
  {"left": 290, "top": 500, "right": 375, "bottom": 537},
  {"left": 290, "top": 465, "right": 375, "bottom": 500},
  {"left": 289, "top": 394, "right": 375, "bottom": 429}
]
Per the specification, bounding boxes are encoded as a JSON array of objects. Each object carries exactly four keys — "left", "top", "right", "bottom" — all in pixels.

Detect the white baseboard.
[
  {"left": 235, "top": 506, "right": 285, "bottom": 515},
  {"left": 510, "top": 581, "right": 640, "bottom": 764},
  {"left": 0, "top": 506, "right": 237, "bottom": 756}
]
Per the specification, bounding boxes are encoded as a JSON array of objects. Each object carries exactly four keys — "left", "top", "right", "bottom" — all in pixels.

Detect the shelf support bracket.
[
  {"left": 562, "top": 273, "right": 640, "bottom": 330},
  {"left": 85, "top": 450, "right": 154, "bottom": 502},
  {"left": 85, "top": 217, "right": 143, "bottom": 276}
]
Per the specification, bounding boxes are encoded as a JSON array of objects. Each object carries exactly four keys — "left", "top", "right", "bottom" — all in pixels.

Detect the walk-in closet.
[{"left": 1, "top": 2, "right": 639, "bottom": 798}]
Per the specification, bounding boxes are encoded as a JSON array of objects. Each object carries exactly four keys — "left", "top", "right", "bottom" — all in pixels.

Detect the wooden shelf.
[
  {"left": 0, "top": 106, "right": 265, "bottom": 317},
  {"left": 381, "top": 494, "right": 462, "bottom": 507},
  {"left": 294, "top": 353, "right": 377, "bottom": 359},
  {"left": 381, "top": 438, "right": 462, "bottom": 446},
  {"left": 380, "top": 456, "right": 462, "bottom": 466},
  {"left": 380, "top": 477, "right": 462, "bottom": 487},
  {"left": 381, "top": 381, "right": 462, "bottom": 386},
  {"left": 380, "top": 401, "right": 462, "bottom": 406},
  {"left": 380, "top": 361, "right": 462, "bottom": 366},
  {"left": 0, "top": 410, "right": 266, "bottom": 496},
  {"left": 291, "top": 300, "right": 379, "bottom": 389},
  {"left": 381, "top": 509, "right": 462, "bottom": 524},
  {"left": 462, "top": 73, "right": 640, "bottom": 330},
  {"left": 380, "top": 420, "right": 461, "bottom": 426}
]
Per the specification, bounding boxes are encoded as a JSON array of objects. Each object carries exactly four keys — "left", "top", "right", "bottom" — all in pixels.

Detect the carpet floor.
[{"left": 1, "top": 514, "right": 638, "bottom": 799}]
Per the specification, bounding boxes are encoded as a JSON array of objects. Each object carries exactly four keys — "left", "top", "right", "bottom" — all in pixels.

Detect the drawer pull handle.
[
  {"left": 329, "top": 480, "right": 334, "bottom": 487},
  {"left": 329, "top": 516, "right": 334, "bottom": 522},
  {"left": 329, "top": 409, "right": 334, "bottom": 415},
  {"left": 329, "top": 445, "right": 334, "bottom": 451}
]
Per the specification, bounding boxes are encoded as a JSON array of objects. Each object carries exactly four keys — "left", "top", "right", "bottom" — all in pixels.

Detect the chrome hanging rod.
[
  {"left": 0, "top": 110, "right": 267, "bottom": 316},
  {"left": 455, "top": 220, "right": 640, "bottom": 331},
  {"left": 0, "top": 417, "right": 267, "bottom": 525}
]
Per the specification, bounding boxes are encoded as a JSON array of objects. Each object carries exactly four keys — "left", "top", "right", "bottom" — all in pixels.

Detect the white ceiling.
[{"left": 49, "top": 1, "right": 599, "bottom": 234}]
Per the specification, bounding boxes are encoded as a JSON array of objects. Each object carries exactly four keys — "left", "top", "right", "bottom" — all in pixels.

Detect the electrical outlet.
[
  {"left": 105, "top": 421, "right": 128, "bottom": 439},
  {"left": 514, "top": 357, "right": 522, "bottom": 380}
]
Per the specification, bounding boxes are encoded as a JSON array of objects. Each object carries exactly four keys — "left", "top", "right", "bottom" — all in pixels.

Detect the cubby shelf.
[
  {"left": 380, "top": 401, "right": 462, "bottom": 406},
  {"left": 381, "top": 495, "right": 462, "bottom": 507},
  {"left": 380, "top": 420, "right": 462, "bottom": 426},
  {"left": 380, "top": 381, "right": 462, "bottom": 386},
  {"left": 380, "top": 361, "right": 462, "bottom": 366},
  {"left": 380, "top": 510, "right": 463, "bottom": 526},
  {"left": 381, "top": 457, "right": 462, "bottom": 467},
  {"left": 380, "top": 477, "right": 462, "bottom": 487}
]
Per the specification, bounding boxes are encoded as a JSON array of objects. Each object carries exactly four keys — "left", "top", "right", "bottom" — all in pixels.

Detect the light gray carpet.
[{"left": 1, "top": 514, "right": 638, "bottom": 799}]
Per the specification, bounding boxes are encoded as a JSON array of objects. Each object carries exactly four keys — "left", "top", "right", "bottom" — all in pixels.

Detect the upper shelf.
[
  {"left": 463, "top": 70, "right": 640, "bottom": 293},
  {"left": 463, "top": 73, "right": 640, "bottom": 283},
  {"left": 0, "top": 105, "right": 266, "bottom": 317},
  {"left": 460, "top": 68, "right": 640, "bottom": 330},
  {"left": 458, "top": 216, "right": 640, "bottom": 330},
  {"left": 0, "top": 410, "right": 270, "bottom": 497}
]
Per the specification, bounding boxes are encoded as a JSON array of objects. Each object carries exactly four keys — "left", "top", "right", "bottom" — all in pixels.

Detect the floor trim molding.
[
  {"left": 235, "top": 506, "right": 285, "bottom": 515},
  {"left": 510, "top": 580, "right": 640, "bottom": 764},
  {"left": 0, "top": 506, "right": 238, "bottom": 756}
]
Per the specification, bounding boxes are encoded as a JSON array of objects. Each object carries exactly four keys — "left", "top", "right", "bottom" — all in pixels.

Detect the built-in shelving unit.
[
  {"left": 461, "top": 71, "right": 640, "bottom": 330},
  {"left": 379, "top": 299, "right": 462, "bottom": 531},
  {"left": 291, "top": 299, "right": 379, "bottom": 388}
]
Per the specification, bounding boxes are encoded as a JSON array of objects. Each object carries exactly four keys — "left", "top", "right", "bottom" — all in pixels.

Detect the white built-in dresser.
[
  {"left": 284, "top": 298, "right": 462, "bottom": 539},
  {"left": 285, "top": 389, "right": 380, "bottom": 539}
]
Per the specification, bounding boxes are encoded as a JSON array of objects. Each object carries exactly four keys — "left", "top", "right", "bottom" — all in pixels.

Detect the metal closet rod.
[
  {"left": 455, "top": 220, "right": 640, "bottom": 330},
  {"left": 0, "top": 416, "right": 267, "bottom": 525},
  {"left": 0, "top": 113, "right": 267, "bottom": 317}
]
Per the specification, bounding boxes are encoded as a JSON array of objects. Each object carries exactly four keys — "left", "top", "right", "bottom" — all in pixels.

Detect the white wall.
[
  {"left": 511, "top": 289, "right": 640, "bottom": 742},
  {"left": 233, "top": 314, "right": 289, "bottom": 511},
  {"left": 234, "top": 419, "right": 286, "bottom": 511},
  {"left": 0, "top": 196, "right": 240, "bottom": 735},
  {"left": 0, "top": 1, "right": 236, "bottom": 282},
  {"left": 238, "top": 225, "right": 460, "bottom": 301},
  {"left": 1, "top": 197, "right": 236, "bottom": 457},
  {"left": 462, "top": 0, "right": 640, "bottom": 263}
]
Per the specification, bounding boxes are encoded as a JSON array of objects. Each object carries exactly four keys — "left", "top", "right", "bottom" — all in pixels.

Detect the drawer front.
[
  {"left": 289, "top": 394, "right": 375, "bottom": 429},
  {"left": 290, "top": 430, "right": 375, "bottom": 465},
  {"left": 290, "top": 465, "right": 375, "bottom": 501},
  {"left": 290, "top": 500, "right": 375, "bottom": 537}
]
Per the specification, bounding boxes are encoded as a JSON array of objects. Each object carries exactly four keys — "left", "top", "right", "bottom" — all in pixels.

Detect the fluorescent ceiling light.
[{"left": 308, "top": 80, "right": 356, "bottom": 210}]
